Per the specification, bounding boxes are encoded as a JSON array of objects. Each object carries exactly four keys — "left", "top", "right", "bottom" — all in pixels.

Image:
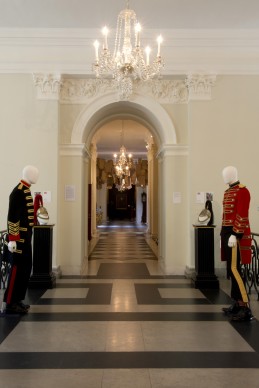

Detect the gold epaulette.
[
  {"left": 239, "top": 184, "right": 246, "bottom": 188},
  {"left": 18, "top": 183, "right": 23, "bottom": 190}
]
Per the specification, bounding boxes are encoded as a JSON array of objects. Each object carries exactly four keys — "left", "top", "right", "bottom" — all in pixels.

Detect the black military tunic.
[{"left": 4, "top": 180, "right": 34, "bottom": 305}]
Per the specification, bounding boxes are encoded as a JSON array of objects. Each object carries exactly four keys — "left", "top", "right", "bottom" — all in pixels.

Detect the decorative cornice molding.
[
  {"left": 33, "top": 73, "right": 63, "bottom": 100},
  {"left": 60, "top": 78, "right": 189, "bottom": 104},
  {"left": 33, "top": 74, "right": 218, "bottom": 103},
  {"left": 185, "top": 74, "right": 217, "bottom": 101}
]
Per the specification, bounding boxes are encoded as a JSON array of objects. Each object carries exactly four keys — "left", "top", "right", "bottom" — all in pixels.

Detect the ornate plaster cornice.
[
  {"left": 33, "top": 73, "right": 63, "bottom": 100},
  {"left": 59, "top": 78, "right": 189, "bottom": 104},
  {"left": 32, "top": 73, "right": 216, "bottom": 103},
  {"left": 185, "top": 74, "right": 217, "bottom": 101}
]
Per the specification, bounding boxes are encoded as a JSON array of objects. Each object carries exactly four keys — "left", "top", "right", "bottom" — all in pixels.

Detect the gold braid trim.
[{"left": 8, "top": 221, "right": 20, "bottom": 236}]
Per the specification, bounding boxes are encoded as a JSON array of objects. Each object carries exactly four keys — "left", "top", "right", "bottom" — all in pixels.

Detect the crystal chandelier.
[
  {"left": 93, "top": 0, "right": 164, "bottom": 100},
  {"left": 113, "top": 121, "right": 133, "bottom": 191}
]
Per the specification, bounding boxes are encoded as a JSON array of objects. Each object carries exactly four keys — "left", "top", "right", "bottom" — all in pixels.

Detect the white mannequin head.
[
  {"left": 22, "top": 165, "right": 39, "bottom": 185},
  {"left": 222, "top": 166, "right": 238, "bottom": 185}
]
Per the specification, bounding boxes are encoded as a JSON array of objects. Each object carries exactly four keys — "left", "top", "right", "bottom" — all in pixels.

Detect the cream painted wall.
[
  {"left": 163, "top": 103, "right": 189, "bottom": 145},
  {"left": 1, "top": 74, "right": 259, "bottom": 277},
  {"left": 158, "top": 150, "right": 188, "bottom": 274},
  {"left": 0, "top": 74, "right": 59, "bottom": 266},
  {"left": 187, "top": 75, "right": 259, "bottom": 274},
  {"left": 60, "top": 104, "right": 83, "bottom": 144},
  {"left": 58, "top": 153, "right": 87, "bottom": 274}
]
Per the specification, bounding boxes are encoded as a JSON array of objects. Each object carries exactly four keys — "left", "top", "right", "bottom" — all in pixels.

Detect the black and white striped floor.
[{"left": 1, "top": 221, "right": 259, "bottom": 387}]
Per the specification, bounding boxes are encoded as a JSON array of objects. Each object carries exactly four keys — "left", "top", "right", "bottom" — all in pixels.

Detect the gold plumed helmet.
[{"left": 36, "top": 206, "right": 49, "bottom": 225}]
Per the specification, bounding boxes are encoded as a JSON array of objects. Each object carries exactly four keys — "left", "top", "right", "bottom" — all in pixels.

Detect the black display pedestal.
[
  {"left": 192, "top": 225, "right": 219, "bottom": 289},
  {"left": 29, "top": 225, "right": 56, "bottom": 289}
]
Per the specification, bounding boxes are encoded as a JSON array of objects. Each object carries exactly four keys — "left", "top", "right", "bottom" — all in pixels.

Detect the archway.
[
  {"left": 71, "top": 93, "right": 177, "bottom": 147},
  {"left": 58, "top": 91, "right": 188, "bottom": 276},
  {"left": 72, "top": 91, "right": 177, "bottom": 253}
]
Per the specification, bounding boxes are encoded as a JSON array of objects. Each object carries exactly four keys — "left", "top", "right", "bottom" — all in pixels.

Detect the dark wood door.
[
  {"left": 108, "top": 185, "right": 136, "bottom": 220},
  {"left": 88, "top": 184, "right": 92, "bottom": 240}
]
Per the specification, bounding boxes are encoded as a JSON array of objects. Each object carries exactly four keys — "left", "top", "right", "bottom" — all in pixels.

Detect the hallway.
[{"left": 1, "top": 221, "right": 259, "bottom": 387}]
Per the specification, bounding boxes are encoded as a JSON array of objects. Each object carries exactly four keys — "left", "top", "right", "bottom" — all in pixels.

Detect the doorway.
[{"left": 107, "top": 184, "right": 136, "bottom": 221}]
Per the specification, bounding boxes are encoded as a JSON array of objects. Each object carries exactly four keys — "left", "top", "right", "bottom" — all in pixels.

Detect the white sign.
[
  {"left": 173, "top": 192, "right": 182, "bottom": 204},
  {"left": 65, "top": 185, "right": 76, "bottom": 201},
  {"left": 42, "top": 191, "right": 51, "bottom": 203},
  {"left": 196, "top": 192, "right": 205, "bottom": 203}
]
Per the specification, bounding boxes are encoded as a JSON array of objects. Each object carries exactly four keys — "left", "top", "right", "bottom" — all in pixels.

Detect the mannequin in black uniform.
[{"left": 4, "top": 165, "right": 39, "bottom": 314}]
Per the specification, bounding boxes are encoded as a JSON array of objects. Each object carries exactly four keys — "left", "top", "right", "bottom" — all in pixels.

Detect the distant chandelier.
[
  {"left": 93, "top": 0, "right": 164, "bottom": 100},
  {"left": 113, "top": 121, "right": 133, "bottom": 191},
  {"left": 114, "top": 145, "right": 133, "bottom": 178}
]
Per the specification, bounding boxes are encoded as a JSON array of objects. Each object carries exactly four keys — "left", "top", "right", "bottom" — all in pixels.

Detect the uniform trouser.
[
  {"left": 4, "top": 238, "right": 32, "bottom": 305},
  {"left": 221, "top": 232, "right": 248, "bottom": 303}
]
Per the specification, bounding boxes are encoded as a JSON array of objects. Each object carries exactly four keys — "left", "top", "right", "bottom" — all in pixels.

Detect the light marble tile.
[
  {"left": 141, "top": 321, "right": 254, "bottom": 352},
  {"left": 0, "top": 322, "right": 108, "bottom": 352},
  {"left": 106, "top": 322, "right": 145, "bottom": 351},
  {"left": 0, "top": 370, "right": 103, "bottom": 388},
  {"left": 102, "top": 369, "right": 151, "bottom": 388},
  {"left": 149, "top": 368, "right": 259, "bottom": 388}
]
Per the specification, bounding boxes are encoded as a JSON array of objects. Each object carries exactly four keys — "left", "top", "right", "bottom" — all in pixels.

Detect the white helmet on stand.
[{"left": 36, "top": 206, "right": 49, "bottom": 225}]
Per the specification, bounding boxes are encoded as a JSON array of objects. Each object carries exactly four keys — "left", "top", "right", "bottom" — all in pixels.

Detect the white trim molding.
[
  {"left": 59, "top": 144, "right": 91, "bottom": 158},
  {"left": 157, "top": 145, "right": 189, "bottom": 158},
  {"left": 0, "top": 28, "right": 259, "bottom": 75}
]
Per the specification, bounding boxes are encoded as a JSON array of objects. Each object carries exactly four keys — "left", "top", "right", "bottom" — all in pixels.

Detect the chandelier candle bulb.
[
  {"left": 102, "top": 26, "right": 108, "bottom": 49},
  {"left": 157, "top": 35, "right": 163, "bottom": 57},
  {"left": 145, "top": 46, "right": 151, "bottom": 66},
  {"left": 135, "top": 23, "right": 141, "bottom": 47},
  {"left": 94, "top": 40, "right": 100, "bottom": 61}
]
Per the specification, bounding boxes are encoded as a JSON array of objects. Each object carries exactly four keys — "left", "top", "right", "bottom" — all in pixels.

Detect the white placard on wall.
[
  {"left": 65, "top": 185, "right": 76, "bottom": 201},
  {"left": 173, "top": 192, "right": 182, "bottom": 204},
  {"left": 42, "top": 191, "right": 51, "bottom": 203},
  {"left": 196, "top": 192, "right": 205, "bottom": 203}
]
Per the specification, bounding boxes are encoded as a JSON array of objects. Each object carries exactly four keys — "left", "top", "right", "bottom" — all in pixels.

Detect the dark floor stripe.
[
  {"left": 21, "top": 312, "right": 229, "bottom": 322},
  {"left": 0, "top": 351, "right": 258, "bottom": 369}
]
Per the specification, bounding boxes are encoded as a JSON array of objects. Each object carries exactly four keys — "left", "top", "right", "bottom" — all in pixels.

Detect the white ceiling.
[
  {"left": 1, "top": 0, "right": 259, "bottom": 29},
  {"left": 1, "top": 0, "right": 259, "bottom": 159},
  {"left": 93, "top": 119, "right": 152, "bottom": 160}
]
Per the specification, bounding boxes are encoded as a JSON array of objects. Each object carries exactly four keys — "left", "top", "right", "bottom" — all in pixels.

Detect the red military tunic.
[{"left": 221, "top": 181, "right": 252, "bottom": 264}]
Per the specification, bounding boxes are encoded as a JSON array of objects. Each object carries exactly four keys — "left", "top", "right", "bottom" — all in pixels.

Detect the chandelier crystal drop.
[{"left": 93, "top": 0, "right": 164, "bottom": 100}]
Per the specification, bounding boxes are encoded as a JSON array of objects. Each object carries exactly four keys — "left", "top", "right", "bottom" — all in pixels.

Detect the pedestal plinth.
[
  {"left": 29, "top": 224, "right": 56, "bottom": 289},
  {"left": 192, "top": 225, "right": 219, "bottom": 289}
]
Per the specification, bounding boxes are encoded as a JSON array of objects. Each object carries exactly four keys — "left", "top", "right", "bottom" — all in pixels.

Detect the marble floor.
[{"left": 1, "top": 221, "right": 259, "bottom": 387}]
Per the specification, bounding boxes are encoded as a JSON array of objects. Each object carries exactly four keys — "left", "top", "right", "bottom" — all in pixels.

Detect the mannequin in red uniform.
[
  {"left": 4, "top": 165, "right": 39, "bottom": 314},
  {"left": 221, "top": 166, "right": 253, "bottom": 321}
]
